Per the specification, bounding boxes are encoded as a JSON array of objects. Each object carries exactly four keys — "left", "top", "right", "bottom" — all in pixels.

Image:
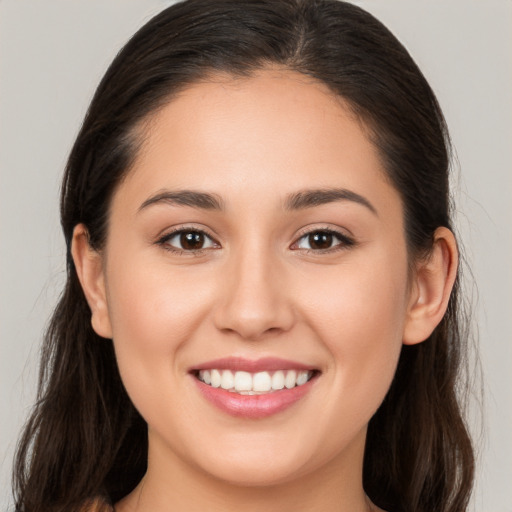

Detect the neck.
[{"left": 116, "top": 428, "right": 378, "bottom": 512}]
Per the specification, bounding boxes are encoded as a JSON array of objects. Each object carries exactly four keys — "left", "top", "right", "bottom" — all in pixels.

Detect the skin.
[{"left": 73, "top": 69, "right": 458, "bottom": 512}]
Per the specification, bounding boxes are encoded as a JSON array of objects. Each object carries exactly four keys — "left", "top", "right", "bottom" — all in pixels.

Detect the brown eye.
[
  {"left": 180, "top": 231, "right": 205, "bottom": 250},
  {"left": 159, "top": 229, "right": 217, "bottom": 252},
  {"left": 294, "top": 229, "right": 354, "bottom": 252},
  {"left": 308, "top": 232, "right": 333, "bottom": 250}
]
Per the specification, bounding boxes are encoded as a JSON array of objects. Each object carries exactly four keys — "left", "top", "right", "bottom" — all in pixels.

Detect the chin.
[
  {"left": 201, "top": 457, "right": 310, "bottom": 488},
  {"left": 184, "top": 432, "right": 324, "bottom": 488}
]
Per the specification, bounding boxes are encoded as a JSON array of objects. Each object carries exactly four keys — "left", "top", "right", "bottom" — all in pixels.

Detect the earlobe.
[
  {"left": 71, "top": 224, "right": 113, "bottom": 339},
  {"left": 403, "top": 227, "right": 458, "bottom": 345}
]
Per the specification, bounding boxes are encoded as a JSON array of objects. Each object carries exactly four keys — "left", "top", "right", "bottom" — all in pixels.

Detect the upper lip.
[{"left": 190, "top": 357, "right": 318, "bottom": 373}]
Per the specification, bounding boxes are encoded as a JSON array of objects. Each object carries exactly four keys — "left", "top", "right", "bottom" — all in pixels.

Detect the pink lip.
[
  {"left": 189, "top": 357, "right": 319, "bottom": 419},
  {"left": 190, "top": 356, "right": 316, "bottom": 373},
  {"left": 192, "top": 376, "right": 317, "bottom": 419}
]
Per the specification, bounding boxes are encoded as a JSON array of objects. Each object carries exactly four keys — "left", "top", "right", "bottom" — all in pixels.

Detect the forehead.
[{"left": 114, "top": 68, "right": 399, "bottom": 216}]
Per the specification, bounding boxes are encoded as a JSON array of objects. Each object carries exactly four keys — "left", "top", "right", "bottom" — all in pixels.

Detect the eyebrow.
[
  {"left": 138, "top": 187, "right": 377, "bottom": 216},
  {"left": 284, "top": 188, "right": 378, "bottom": 216},
  {"left": 138, "top": 189, "right": 224, "bottom": 212}
]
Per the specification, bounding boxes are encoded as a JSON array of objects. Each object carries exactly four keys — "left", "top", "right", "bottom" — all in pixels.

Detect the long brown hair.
[{"left": 13, "top": 1, "right": 474, "bottom": 511}]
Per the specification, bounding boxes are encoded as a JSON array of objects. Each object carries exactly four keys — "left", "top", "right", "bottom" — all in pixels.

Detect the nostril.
[{"left": 212, "top": 272, "right": 295, "bottom": 339}]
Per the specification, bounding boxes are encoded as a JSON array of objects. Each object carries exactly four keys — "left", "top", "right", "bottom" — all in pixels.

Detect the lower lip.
[{"left": 192, "top": 375, "right": 317, "bottom": 419}]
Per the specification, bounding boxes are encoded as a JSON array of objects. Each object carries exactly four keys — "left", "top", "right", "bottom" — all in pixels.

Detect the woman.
[{"left": 13, "top": 0, "right": 475, "bottom": 511}]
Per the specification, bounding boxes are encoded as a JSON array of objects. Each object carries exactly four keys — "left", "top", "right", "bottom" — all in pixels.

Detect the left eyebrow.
[
  {"left": 138, "top": 189, "right": 224, "bottom": 212},
  {"left": 284, "top": 188, "right": 378, "bottom": 216}
]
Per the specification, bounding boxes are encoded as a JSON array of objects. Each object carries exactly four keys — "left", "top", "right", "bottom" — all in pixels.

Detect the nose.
[{"left": 213, "top": 245, "right": 295, "bottom": 341}]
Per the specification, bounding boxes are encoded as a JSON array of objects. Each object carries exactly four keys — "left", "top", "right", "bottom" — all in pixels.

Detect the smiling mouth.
[{"left": 194, "top": 369, "right": 317, "bottom": 395}]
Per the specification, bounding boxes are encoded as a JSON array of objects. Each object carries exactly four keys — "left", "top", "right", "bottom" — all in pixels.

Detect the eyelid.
[
  {"left": 154, "top": 224, "right": 355, "bottom": 255},
  {"left": 290, "top": 225, "right": 356, "bottom": 252},
  {"left": 155, "top": 225, "right": 221, "bottom": 254}
]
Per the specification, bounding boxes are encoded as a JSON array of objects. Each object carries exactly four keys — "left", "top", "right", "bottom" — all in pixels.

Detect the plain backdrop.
[{"left": 1, "top": 1, "right": 511, "bottom": 510}]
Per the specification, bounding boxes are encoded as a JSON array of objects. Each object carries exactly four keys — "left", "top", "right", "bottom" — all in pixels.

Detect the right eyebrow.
[{"left": 138, "top": 189, "right": 224, "bottom": 212}]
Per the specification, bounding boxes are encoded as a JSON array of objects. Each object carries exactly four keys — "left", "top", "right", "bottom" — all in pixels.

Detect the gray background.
[{"left": 1, "top": 1, "right": 510, "bottom": 510}]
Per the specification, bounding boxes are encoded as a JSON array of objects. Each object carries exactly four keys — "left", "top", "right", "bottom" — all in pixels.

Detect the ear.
[
  {"left": 71, "top": 224, "right": 113, "bottom": 339},
  {"left": 403, "top": 227, "right": 458, "bottom": 345}
]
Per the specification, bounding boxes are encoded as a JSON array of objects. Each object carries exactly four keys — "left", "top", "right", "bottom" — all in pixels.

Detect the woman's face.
[{"left": 99, "top": 69, "right": 414, "bottom": 486}]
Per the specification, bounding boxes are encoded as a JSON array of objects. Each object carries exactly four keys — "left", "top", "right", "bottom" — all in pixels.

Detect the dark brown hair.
[{"left": 13, "top": 1, "right": 474, "bottom": 511}]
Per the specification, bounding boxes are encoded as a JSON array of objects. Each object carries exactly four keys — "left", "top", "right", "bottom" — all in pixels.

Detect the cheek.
[
  {"left": 104, "top": 256, "right": 215, "bottom": 395},
  {"left": 302, "top": 249, "right": 409, "bottom": 414},
  {"left": 108, "top": 248, "right": 213, "bottom": 330}
]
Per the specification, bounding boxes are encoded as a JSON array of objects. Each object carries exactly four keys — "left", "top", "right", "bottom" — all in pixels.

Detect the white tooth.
[
  {"left": 234, "top": 371, "right": 253, "bottom": 392},
  {"left": 271, "top": 370, "right": 285, "bottom": 390},
  {"left": 296, "top": 370, "right": 309, "bottom": 386},
  {"left": 253, "top": 371, "right": 272, "bottom": 392},
  {"left": 284, "top": 370, "right": 297, "bottom": 389},
  {"left": 201, "top": 370, "right": 211, "bottom": 385},
  {"left": 220, "top": 370, "right": 234, "bottom": 390},
  {"left": 210, "top": 369, "right": 221, "bottom": 388}
]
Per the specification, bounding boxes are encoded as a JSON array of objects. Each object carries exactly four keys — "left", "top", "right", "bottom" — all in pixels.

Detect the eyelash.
[
  {"left": 156, "top": 227, "right": 219, "bottom": 256},
  {"left": 156, "top": 226, "right": 355, "bottom": 255},
  {"left": 291, "top": 227, "right": 356, "bottom": 253}
]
